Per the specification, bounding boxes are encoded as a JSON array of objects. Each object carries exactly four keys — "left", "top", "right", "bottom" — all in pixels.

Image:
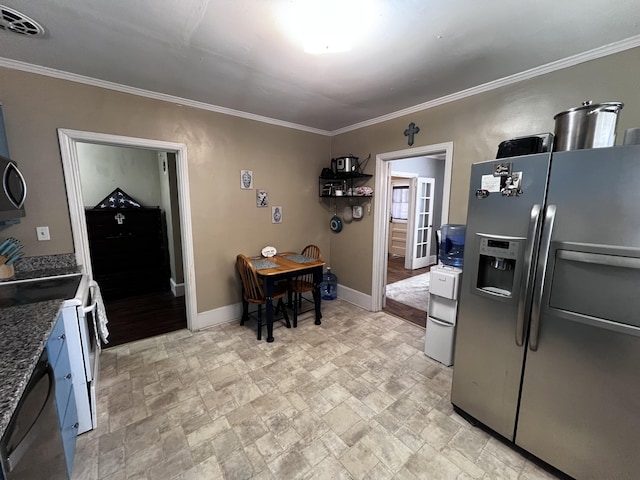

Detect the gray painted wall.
[{"left": 77, "top": 143, "right": 162, "bottom": 208}]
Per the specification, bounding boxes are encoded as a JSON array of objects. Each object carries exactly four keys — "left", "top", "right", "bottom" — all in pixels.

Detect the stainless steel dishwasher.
[{"left": 0, "top": 349, "right": 67, "bottom": 480}]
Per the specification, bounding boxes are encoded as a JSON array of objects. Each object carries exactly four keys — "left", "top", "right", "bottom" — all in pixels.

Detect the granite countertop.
[
  {"left": 1, "top": 253, "right": 82, "bottom": 282},
  {"left": 0, "top": 299, "right": 64, "bottom": 438},
  {"left": 2, "top": 265, "right": 83, "bottom": 283},
  {"left": 0, "top": 254, "right": 83, "bottom": 438}
]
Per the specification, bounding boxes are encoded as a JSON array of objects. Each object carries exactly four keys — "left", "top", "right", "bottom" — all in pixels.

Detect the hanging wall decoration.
[
  {"left": 256, "top": 189, "right": 268, "bottom": 207},
  {"left": 272, "top": 206, "right": 283, "bottom": 224},
  {"left": 403, "top": 122, "right": 420, "bottom": 146},
  {"left": 240, "top": 170, "right": 253, "bottom": 189}
]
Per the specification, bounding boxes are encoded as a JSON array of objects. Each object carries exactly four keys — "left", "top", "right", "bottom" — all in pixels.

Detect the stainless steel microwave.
[{"left": 0, "top": 154, "right": 26, "bottom": 222}]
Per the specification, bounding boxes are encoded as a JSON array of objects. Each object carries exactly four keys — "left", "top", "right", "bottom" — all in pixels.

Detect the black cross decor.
[{"left": 403, "top": 122, "right": 420, "bottom": 146}]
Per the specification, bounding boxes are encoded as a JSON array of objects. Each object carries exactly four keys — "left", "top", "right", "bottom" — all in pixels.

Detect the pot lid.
[{"left": 554, "top": 100, "right": 623, "bottom": 119}]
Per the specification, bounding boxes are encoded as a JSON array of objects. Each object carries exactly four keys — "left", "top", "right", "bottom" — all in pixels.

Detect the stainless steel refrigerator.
[{"left": 451, "top": 145, "right": 640, "bottom": 479}]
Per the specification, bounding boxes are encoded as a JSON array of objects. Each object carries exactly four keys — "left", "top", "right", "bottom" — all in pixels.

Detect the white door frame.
[
  {"left": 372, "top": 142, "right": 453, "bottom": 311},
  {"left": 57, "top": 129, "right": 197, "bottom": 331}
]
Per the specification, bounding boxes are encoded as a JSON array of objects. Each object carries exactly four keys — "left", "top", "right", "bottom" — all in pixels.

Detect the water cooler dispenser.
[
  {"left": 438, "top": 224, "right": 466, "bottom": 267},
  {"left": 475, "top": 236, "right": 521, "bottom": 298},
  {"left": 425, "top": 224, "right": 465, "bottom": 366}
]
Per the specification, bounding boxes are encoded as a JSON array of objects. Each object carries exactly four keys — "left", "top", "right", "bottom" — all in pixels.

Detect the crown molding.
[
  {"left": 0, "top": 57, "right": 331, "bottom": 136},
  {"left": 2, "top": 34, "right": 640, "bottom": 138},
  {"left": 331, "top": 34, "right": 640, "bottom": 136}
]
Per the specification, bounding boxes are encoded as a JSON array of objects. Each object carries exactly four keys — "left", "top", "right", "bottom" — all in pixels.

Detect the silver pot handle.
[{"left": 587, "top": 103, "right": 624, "bottom": 115}]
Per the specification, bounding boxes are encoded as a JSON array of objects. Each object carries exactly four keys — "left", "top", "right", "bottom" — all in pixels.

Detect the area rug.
[{"left": 385, "top": 272, "right": 430, "bottom": 312}]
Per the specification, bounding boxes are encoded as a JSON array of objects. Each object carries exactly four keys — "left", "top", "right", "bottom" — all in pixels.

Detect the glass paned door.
[{"left": 406, "top": 177, "right": 435, "bottom": 269}]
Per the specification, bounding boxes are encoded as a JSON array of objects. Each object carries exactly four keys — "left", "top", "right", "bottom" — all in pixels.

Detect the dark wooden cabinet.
[{"left": 85, "top": 207, "right": 169, "bottom": 300}]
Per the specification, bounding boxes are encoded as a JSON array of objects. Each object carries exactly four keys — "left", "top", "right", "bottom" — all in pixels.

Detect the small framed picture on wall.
[
  {"left": 272, "top": 206, "right": 283, "bottom": 224},
  {"left": 240, "top": 170, "right": 253, "bottom": 189},
  {"left": 256, "top": 189, "right": 268, "bottom": 207}
]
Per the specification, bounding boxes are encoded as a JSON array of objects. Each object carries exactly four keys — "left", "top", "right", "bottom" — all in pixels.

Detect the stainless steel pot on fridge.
[{"left": 553, "top": 100, "right": 623, "bottom": 151}]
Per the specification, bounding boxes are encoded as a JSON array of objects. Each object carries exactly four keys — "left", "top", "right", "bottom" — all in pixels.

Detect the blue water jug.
[
  {"left": 320, "top": 267, "right": 338, "bottom": 300},
  {"left": 439, "top": 224, "right": 466, "bottom": 267}
]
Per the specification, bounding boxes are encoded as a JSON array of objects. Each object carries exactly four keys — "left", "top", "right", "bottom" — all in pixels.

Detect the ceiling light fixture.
[{"left": 275, "top": 0, "right": 380, "bottom": 54}]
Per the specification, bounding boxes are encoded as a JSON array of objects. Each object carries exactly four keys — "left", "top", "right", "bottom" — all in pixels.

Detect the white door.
[{"left": 405, "top": 177, "right": 435, "bottom": 269}]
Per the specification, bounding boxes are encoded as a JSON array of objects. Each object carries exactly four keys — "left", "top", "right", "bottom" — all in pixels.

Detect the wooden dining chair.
[
  {"left": 236, "top": 254, "right": 291, "bottom": 340},
  {"left": 288, "top": 244, "right": 323, "bottom": 327}
]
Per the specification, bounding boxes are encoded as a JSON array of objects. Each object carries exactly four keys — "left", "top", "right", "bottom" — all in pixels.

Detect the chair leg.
[
  {"left": 257, "top": 305, "right": 262, "bottom": 341},
  {"left": 279, "top": 299, "right": 291, "bottom": 328}
]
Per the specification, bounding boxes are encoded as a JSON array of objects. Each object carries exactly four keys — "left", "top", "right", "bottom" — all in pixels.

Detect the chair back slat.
[
  {"left": 302, "top": 245, "right": 322, "bottom": 261},
  {"left": 236, "top": 254, "right": 264, "bottom": 302},
  {"left": 298, "top": 245, "right": 322, "bottom": 285}
]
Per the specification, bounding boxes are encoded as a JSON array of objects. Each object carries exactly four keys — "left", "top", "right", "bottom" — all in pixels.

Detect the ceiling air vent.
[{"left": 0, "top": 5, "right": 45, "bottom": 37}]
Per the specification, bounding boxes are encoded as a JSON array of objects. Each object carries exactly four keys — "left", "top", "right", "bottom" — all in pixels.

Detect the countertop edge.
[{"left": 0, "top": 299, "right": 65, "bottom": 439}]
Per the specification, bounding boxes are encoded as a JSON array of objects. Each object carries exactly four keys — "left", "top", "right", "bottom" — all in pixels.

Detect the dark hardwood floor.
[
  {"left": 103, "top": 290, "right": 187, "bottom": 348},
  {"left": 383, "top": 254, "right": 430, "bottom": 328}
]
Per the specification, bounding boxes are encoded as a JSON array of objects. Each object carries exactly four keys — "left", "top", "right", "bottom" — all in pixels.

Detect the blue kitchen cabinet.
[{"left": 45, "top": 313, "right": 79, "bottom": 478}]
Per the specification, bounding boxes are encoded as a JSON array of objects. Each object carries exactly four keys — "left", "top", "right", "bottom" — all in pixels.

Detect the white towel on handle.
[{"left": 89, "top": 280, "right": 109, "bottom": 345}]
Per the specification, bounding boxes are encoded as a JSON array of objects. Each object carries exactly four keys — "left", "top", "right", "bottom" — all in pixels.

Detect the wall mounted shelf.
[{"left": 319, "top": 172, "right": 373, "bottom": 198}]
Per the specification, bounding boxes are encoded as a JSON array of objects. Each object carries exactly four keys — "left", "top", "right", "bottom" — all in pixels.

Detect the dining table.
[{"left": 250, "top": 252, "right": 325, "bottom": 342}]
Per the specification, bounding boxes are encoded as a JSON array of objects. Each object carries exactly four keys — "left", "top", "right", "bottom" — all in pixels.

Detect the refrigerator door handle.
[
  {"left": 516, "top": 204, "right": 542, "bottom": 346},
  {"left": 529, "top": 205, "right": 556, "bottom": 351},
  {"left": 557, "top": 249, "right": 640, "bottom": 269}
]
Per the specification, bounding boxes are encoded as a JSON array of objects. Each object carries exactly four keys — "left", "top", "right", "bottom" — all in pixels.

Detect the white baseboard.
[
  {"left": 170, "top": 278, "right": 185, "bottom": 297},
  {"left": 194, "top": 302, "right": 242, "bottom": 331},
  {"left": 192, "top": 284, "right": 374, "bottom": 331},
  {"left": 337, "top": 284, "right": 374, "bottom": 311}
]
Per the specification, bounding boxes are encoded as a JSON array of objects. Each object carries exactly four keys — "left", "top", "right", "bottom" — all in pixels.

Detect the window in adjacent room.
[{"left": 391, "top": 185, "right": 409, "bottom": 221}]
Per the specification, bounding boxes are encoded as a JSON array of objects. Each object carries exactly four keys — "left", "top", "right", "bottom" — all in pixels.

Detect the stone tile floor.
[{"left": 72, "top": 299, "right": 560, "bottom": 479}]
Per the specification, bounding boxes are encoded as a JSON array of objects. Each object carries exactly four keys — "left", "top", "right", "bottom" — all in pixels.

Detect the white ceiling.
[{"left": 1, "top": 0, "right": 639, "bottom": 132}]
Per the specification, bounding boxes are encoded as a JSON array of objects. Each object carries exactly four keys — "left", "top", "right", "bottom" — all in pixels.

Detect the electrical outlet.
[{"left": 36, "top": 226, "right": 50, "bottom": 241}]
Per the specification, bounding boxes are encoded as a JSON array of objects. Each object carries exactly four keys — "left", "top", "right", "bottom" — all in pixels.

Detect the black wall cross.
[{"left": 403, "top": 122, "right": 420, "bottom": 146}]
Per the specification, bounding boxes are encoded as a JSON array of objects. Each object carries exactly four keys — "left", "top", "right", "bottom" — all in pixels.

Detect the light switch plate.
[{"left": 36, "top": 226, "right": 50, "bottom": 241}]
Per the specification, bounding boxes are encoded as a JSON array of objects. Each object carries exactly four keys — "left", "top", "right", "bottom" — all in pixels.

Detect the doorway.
[
  {"left": 384, "top": 167, "right": 439, "bottom": 326},
  {"left": 384, "top": 254, "right": 432, "bottom": 326},
  {"left": 388, "top": 178, "right": 411, "bottom": 257},
  {"left": 58, "top": 129, "right": 197, "bottom": 341},
  {"left": 372, "top": 142, "right": 454, "bottom": 322}
]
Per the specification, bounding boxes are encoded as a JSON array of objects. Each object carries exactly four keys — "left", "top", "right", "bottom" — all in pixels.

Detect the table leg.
[
  {"left": 313, "top": 266, "right": 322, "bottom": 325},
  {"left": 263, "top": 276, "right": 275, "bottom": 342}
]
